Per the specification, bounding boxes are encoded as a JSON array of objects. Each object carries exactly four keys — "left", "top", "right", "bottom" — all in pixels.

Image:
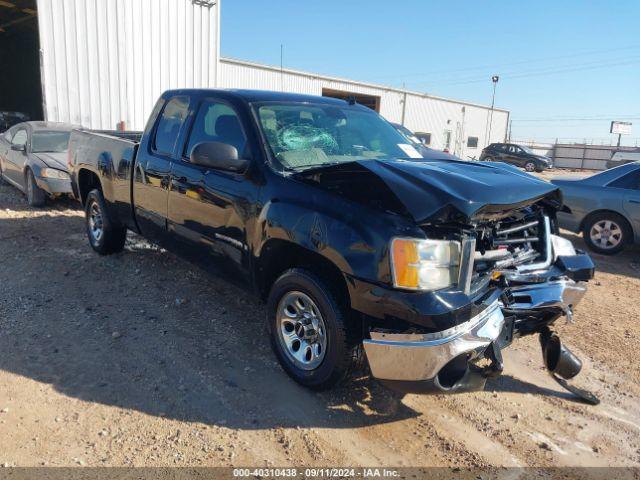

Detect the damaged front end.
[
  {"left": 295, "top": 158, "right": 596, "bottom": 401},
  {"left": 363, "top": 203, "right": 596, "bottom": 400}
]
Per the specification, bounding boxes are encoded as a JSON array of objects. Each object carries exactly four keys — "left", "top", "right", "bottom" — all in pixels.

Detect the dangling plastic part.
[{"left": 539, "top": 328, "right": 600, "bottom": 405}]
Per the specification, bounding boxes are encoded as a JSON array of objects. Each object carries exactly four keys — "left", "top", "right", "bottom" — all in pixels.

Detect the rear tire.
[
  {"left": 483, "top": 156, "right": 494, "bottom": 162},
  {"left": 85, "top": 189, "right": 126, "bottom": 255},
  {"left": 267, "top": 268, "right": 363, "bottom": 390},
  {"left": 582, "top": 212, "right": 630, "bottom": 255},
  {"left": 26, "top": 169, "right": 46, "bottom": 207}
]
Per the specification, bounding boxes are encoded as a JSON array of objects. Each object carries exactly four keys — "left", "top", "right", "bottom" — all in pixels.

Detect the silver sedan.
[
  {"left": 552, "top": 163, "right": 640, "bottom": 254},
  {"left": 0, "top": 121, "right": 75, "bottom": 206}
]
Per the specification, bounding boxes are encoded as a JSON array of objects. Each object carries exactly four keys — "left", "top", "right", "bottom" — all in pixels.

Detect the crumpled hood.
[
  {"left": 32, "top": 152, "right": 68, "bottom": 171},
  {"left": 298, "top": 158, "right": 561, "bottom": 224}
]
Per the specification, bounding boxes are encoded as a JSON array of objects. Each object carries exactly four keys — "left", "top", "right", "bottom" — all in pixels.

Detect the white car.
[{"left": 607, "top": 151, "right": 640, "bottom": 169}]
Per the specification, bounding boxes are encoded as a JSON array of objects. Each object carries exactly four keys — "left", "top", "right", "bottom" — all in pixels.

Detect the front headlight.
[
  {"left": 551, "top": 234, "right": 576, "bottom": 258},
  {"left": 390, "top": 238, "right": 461, "bottom": 291},
  {"left": 41, "top": 168, "right": 69, "bottom": 180}
]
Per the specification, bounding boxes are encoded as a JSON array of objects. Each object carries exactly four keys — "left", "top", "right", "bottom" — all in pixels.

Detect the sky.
[{"left": 221, "top": 0, "right": 640, "bottom": 146}]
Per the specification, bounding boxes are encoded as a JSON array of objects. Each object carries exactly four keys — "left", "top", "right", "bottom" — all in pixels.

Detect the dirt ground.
[{"left": 0, "top": 171, "right": 639, "bottom": 470}]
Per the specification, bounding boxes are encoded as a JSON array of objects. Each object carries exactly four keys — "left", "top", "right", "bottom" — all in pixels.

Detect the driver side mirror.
[
  {"left": 190, "top": 142, "right": 249, "bottom": 173},
  {"left": 11, "top": 144, "right": 26, "bottom": 152}
]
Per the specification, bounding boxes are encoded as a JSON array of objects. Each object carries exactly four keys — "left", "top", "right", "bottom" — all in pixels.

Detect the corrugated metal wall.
[
  {"left": 220, "top": 58, "right": 509, "bottom": 160},
  {"left": 37, "top": 0, "right": 220, "bottom": 130}
]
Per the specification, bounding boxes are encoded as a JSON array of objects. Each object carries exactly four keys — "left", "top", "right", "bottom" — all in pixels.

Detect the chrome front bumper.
[
  {"left": 508, "top": 279, "right": 587, "bottom": 322},
  {"left": 363, "top": 300, "right": 504, "bottom": 384},
  {"left": 363, "top": 278, "right": 588, "bottom": 392}
]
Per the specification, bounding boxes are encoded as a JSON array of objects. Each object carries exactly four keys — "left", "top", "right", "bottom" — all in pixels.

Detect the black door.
[
  {"left": 167, "top": 98, "right": 256, "bottom": 275},
  {"left": 504, "top": 145, "right": 523, "bottom": 167},
  {"left": 133, "top": 96, "right": 190, "bottom": 242}
]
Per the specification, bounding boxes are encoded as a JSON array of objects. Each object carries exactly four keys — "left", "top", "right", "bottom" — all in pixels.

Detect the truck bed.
[{"left": 68, "top": 129, "right": 141, "bottom": 230}]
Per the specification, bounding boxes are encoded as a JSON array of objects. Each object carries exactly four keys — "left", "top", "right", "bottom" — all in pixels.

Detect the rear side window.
[
  {"left": 154, "top": 96, "right": 189, "bottom": 156},
  {"left": 185, "top": 100, "right": 247, "bottom": 159},
  {"left": 11, "top": 129, "right": 27, "bottom": 146},
  {"left": 609, "top": 170, "right": 640, "bottom": 190}
]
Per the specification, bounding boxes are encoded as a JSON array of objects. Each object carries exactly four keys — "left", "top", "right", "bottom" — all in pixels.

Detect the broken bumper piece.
[
  {"left": 363, "top": 299, "right": 506, "bottom": 394},
  {"left": 364, "top": 257, "right": 593, "bottom": 394}
]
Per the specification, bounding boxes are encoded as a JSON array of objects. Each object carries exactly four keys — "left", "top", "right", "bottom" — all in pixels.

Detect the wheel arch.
[
  {"left": 77, "top": 168, "right": 102, "bottom": 206},
  {"left": 256, "top": 239, "right": 350, "bottom": 308}
]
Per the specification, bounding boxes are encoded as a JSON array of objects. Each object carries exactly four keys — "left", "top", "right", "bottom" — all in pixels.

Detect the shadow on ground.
[
  {"left": 0, "top": 183, "right": 624, "bottom": 431},
  {"left": 0, "top": 209, "right": 418, "bottom": 430}
]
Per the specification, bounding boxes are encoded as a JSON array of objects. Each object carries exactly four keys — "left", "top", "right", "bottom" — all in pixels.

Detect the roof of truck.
[{"left": 162, "top": 88, "right": 362, "bottom": 107}]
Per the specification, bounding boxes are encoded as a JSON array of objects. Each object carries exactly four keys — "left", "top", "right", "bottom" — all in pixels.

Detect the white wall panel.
[
  {"left": 220, "top": 58, "right": 508, "bottom": 159},
  {"left": 37, "top": 0, "right": 220, "bottom": 130}
]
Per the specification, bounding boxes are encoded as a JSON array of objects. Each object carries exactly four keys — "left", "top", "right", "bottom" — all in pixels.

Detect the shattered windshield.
[{"left": 255, "top": 102, "right": 423, "bottom": 170}]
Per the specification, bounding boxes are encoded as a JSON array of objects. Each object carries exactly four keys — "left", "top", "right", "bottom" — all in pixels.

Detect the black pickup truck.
[{"left": 68, "top": 89, "right": 596, "bottom": 396}]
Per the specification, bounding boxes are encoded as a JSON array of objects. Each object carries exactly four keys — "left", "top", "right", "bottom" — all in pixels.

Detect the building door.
[{"left": 442, "top": 130, "right": 452, "bottom": 151}]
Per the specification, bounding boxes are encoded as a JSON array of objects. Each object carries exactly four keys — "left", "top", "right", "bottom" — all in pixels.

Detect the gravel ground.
[{"left": 0, "top": 172, "right": 639, "bottom": 469}]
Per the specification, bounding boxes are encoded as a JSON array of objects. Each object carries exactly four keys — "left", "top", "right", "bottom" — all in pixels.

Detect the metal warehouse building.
[
  {"left": 1, "top": 0, "right": 508, "bottom": 159},
  {"left": 219, "top": 58, "right": 509, "bottom": 159}
]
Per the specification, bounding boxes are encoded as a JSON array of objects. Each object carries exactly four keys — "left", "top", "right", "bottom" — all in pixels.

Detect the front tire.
[
  {"left": 524, "top": 161, "right": 536, "bottom": 172},
  {"left": 583, "top": 212, "right": 630, "bottom": 255},
  {"left": 267, "top": 268, "right": 362, "bottom": 390},
  {"left": 26, "top": 169, "right": 46, "bottom": 207},
  {"left": 85, "top": 189, "right": 126, "bottom": 255}
]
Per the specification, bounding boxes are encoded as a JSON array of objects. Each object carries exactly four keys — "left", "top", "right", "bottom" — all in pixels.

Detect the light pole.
[{"left": 485, "top": 75, "right": 499, "bottom": 144}]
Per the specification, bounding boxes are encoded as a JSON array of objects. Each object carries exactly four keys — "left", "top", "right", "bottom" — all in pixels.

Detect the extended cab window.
[
  {"left": 185, "top": 101, "right": 247, "bottom": 159},
  {"left": 154, "top": 96, "right": 189, "bottom": 156}
]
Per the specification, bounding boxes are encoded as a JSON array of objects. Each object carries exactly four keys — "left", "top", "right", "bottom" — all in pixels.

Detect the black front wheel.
[
  {"left": 267, "top": 269, "right": 362, "bottom": 390},
  {"left": 524, "top": 161, "right": 536, "bottom": 172},
  {"left": 85, "top": 189, "right": 127, "bottom": 255},
  {"left": 26, "top": 170, "right": 46, "bottom": 207}
]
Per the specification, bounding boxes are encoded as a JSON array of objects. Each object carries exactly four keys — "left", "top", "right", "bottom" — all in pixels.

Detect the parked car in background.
[
  {"left": 67, "top": 89, "right": 594, "bottom": 396},
  {"left": 606, "top": 150, "right": 640, "bottom": 170},
  {"left": 0, "top": 122, "right": 75, "bottom": 206},
  {"left": 480, "top": 143, "right": 552, "bottom": 172},
  {"left": 0, "top": 111, "right": 29, "bottom": 132},
  {"left": 552, "top": 162, "right": 640, "bottom": 254}
]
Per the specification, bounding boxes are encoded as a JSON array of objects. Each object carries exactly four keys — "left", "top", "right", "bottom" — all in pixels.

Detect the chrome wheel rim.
[
  {"left": 277, "top": 291, "right": 327, "bottom": 371},
  {"left": 88, "top": 201, "right": 104, "bottom": 242},
  {"left": 590, "top": 220, "right": 622, "bottom": 250},
  {"left": 525, "top": 162, "right": 535, "bottom": 172}
]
